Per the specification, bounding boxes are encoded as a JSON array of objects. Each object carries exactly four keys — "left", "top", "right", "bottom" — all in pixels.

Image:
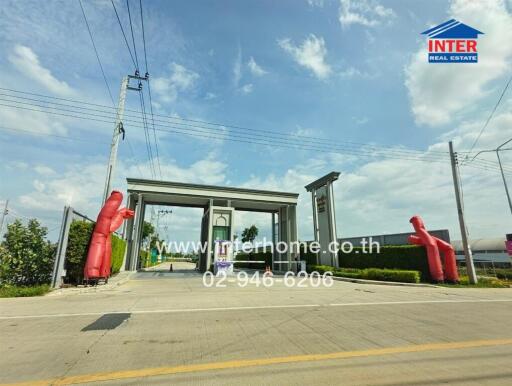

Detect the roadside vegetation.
[
  {"left": 0, "top": 219, "right": 55, "bottom": 297},
  {"left": 308, "top": 264, "right": 421, "bottom": 283},
  {"left": 0, "top": 284, "right": 50, "bottom": 298}
]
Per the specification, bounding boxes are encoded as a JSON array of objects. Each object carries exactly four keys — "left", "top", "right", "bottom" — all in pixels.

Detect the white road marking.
[{"left": 1, "top": 298, "right": 512, "bottom": 320}]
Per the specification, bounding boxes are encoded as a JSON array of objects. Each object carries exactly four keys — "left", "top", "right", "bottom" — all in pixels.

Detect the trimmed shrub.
[
  {"left": 307, "top": 264, "right": 334, "bottom": 274},
  {"left": 111, "top": 235, "right": 126, "bottom": 274},
  {"left": 339, "top": 245, "right": 431, "bottom": 281},
  {"left": 307, "top": 265, "right": 421, "bottom": 283},
  {"left": 362, "top": 268, "right": 420, "bottom": 283},
  {"left": 65, "top": 220, "right": 126, "bottom": 283},
  {"left": 65, "top": 220, "right": 94, "bottom": 284}
]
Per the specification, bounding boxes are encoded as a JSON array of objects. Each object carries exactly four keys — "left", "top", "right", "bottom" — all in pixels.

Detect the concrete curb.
[
  {"left": 46, "top": 271, "right": 136, "bottom": 296},
  {"left": 332, "top": 276, "right": 439, "bottom": 288}
]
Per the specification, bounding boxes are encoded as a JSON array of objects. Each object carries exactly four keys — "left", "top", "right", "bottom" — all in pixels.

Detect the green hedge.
[
  {"left": 65, "top": 221, "right": 94, "bottom": 284},
  {"left": 307, "top": 265, "right": 420, "bottom": 283},
  {"left": 494, "top": 269, "right": 512, "bottom": 280},
  {"left": 111, "top": 235, "right": 126, "bottom": 274},
  {"left": 65, "top": 220, "right": 126, "bottom": 283},
  {"left": 235, "top": 252, "right": 272, "bottom": 270},
  {"left": 338, "top": 245, "right": 431, "bottom": 281},
  {"left": 0, "top": 284, "right": 50, "bottom": 298}
]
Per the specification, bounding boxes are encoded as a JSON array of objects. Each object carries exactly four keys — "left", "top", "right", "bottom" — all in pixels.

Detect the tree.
[
  {"left": 142, "top": 221, "right": 155, "bottom": 243},
  {"left": 241, "top": 225, "right": 259, "bottom": 243},
  {"left": 0, "top": 219, "right": 56, "bottom": 286}
]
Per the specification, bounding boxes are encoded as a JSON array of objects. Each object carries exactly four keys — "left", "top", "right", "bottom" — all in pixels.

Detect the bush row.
[
  {"left": 338, "top": 245, "right": 430, "bottom": 281},
  {"left": 65, "top": 220, "right": 126, "bottom": 284},
  {"left": 307, "top": 264, "right": 421, "bottom": 283}
]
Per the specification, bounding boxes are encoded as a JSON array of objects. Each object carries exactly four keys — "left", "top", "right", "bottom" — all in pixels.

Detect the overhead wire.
[
  {"left": 78, "top": 0, "right": 115, "bottom": 106},
  {"left": 0, "top": 97, "right": 452, "bottom": 162},
  {"left": 462, "top": 74, "right": 512, "bottom": 164},
  {"left": 125, "top": 0, "right": 158, "bottom": 178},
  {"left": 3, "top": 89, "right": 511, "bottom": 175},
  {"left": 0, "top": 89, "right": 455, "bottom": 161},
  {"left": 126, "top": 0, "right": 140, "bottom": 71},
  {"left": 111, "top": 0, "right": 137, "bottom": 70},
  {"left": 139, "top": 0, "right": 162, "bottom": 178},
  {"left": 0, "top": 87, "right": 451, "bottom": 157},
  {"left": 79, "top": 0, "right": 144, "bottom": 178},
  {"left": 0, "top": 98, "right": 500, "bottom": 170},
  {"left": 3, "top": 97, "right": 512, "bottom": 177},
  {"left": 138, "top": 89, "right": 156, "bottom": 177}
]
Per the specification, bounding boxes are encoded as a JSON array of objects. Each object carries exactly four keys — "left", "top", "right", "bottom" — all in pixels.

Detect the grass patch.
[
  {"left": 439, "top": 276, "right": 512, "bottom": 288},
  {"left": 0, "top": 284, "right": 51, "bottom": 298}
]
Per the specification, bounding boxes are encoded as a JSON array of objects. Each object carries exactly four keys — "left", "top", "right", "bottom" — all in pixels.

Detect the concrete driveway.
[{"left": 1, "top": 272, "right": 512, "bottom": 385}]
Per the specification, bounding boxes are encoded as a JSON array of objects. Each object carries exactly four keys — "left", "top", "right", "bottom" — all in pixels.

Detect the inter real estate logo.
[{"left": 421, "top": 19, "right": 483, "bottom": 63}]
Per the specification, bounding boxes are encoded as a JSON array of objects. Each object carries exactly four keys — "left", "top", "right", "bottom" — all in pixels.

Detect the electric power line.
[
  {"left": 0, "top": 87, "right": 450, "bottom": 157},
  {"left": 463, "top": 74, "right": 512, "bottom": 163},
  {"left": 139, "top": 0, "right": 162, "bottom": 178},
  {"left": 78, "top": 0, "right": 115, "bottom": 106},
  {"left": 3, "top": 100, "right": 512, "bottom": 177},
  {"left": 0, "top": 90, "right": 454, "bottom": 162},
  {"left": 111, "top": 0, "right": 137, "bottom": 70},
  {"left": 0, "top": 97, "right": 453, "bottom": 163},
  {"left": 126, "top": 0, "right": 140, "bottom": 72},
  {"left": 79, "top": 0, "right": 143, "bottom": 178}
]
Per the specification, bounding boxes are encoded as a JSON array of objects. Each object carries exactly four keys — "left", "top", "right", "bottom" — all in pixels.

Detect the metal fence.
[{"left": 51, "top": 206, "right": 96, "bottom": 288}]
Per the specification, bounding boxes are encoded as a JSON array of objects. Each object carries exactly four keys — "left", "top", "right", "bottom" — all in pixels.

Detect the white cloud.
[
  {"left": 247, "top": 57, "right": 267, "bottom": 76},
  {"left": 17, "top": 153, "right": 228, "bottom": 221},
  {"left": 353, "top": 116, "right": 369, "bottom": 125},
  {"left": 404, "top": 0, "right": 512, "bottom": 127},
  {"left": 8, "top": 45, "right": 74, "bottom": 96},
  {"left": 339, "top": 0, "right": 395, "bottom": 28},
  {"left": 278, "top": 34, "right": 332, "bottom": 80},
  {"left": 240, "top": 84, "right": 253, "bottom": 94},
  {"left": 152, "top": 62, "right": 199, "bottom": 103},
  {"left": 0, "top": 108, "right": 68, "bottom": 135},
  {"left": 233, "top": 46, "right": 242, "bottom": 87},
  {"left": 34, "top": 165, "right": 56, "bottom": 175},
  {"left": 339, "top": 66, "right": 366, "bottom": 78},
  {"left": 307, "top": 0, "right": 324, "bottom": 7}
]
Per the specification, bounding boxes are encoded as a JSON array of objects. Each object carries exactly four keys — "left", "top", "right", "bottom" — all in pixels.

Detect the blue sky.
[{"left": 0, "top": 0, "right": 511, "bottom": 244}]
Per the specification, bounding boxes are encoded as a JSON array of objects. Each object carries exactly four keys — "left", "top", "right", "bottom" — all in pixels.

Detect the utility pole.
[
  {"left": 0, "top": 199, "right": 9, "bottom": 236},
  {"left": 102, "top": 73, "right": 147, "bottom": 205},
  {"left": 449, "top": 141, "right": 477, "bottom": 284}
]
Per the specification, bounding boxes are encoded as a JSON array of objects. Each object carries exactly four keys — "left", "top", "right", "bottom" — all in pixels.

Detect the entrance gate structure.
[{"left": 122, "top": 178, "right": 299, "bottom": 272}]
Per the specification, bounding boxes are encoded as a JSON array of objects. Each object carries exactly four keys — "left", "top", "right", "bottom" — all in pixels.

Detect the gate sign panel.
[{"left": 305, "top": 172, "right": 340, "bottom": 267}]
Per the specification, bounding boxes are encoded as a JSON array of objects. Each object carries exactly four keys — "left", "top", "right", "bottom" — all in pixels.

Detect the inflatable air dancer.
[
  {"left": 84, "top": 191, "right": 134, "bottom": 282},
  {"left": 408, "top": 215, "right": 459, "bottom": 283}
]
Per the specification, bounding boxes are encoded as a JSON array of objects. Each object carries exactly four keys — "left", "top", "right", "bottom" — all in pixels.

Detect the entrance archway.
[{"left": 122, "top": 178, "right": 299, "bottom": 273}]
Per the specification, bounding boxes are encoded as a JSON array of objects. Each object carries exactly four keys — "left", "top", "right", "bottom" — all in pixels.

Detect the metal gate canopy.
[{"left": 123, "top": 178, "right": 299, "bottom": 272}]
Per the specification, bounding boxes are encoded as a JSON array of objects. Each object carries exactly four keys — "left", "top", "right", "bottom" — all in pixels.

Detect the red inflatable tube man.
[
  {"left": 84, "top": 191, "right": 134, "bottom": 280},
  {"left": 408, "top": 215, "right": 459, "bottom": 283}
]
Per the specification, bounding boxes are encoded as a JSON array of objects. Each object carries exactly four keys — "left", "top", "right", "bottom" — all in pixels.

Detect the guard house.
[{"left": 122, "top": 178, "right": 299, "bottom": 272}]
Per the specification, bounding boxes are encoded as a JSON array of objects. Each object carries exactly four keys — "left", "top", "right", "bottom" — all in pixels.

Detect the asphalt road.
[{"left": 1, "top": 268, "right": 512, "bottom": 385}]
